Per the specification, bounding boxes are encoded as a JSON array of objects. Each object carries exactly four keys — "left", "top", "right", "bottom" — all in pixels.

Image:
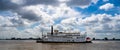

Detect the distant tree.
[
  {"left": 104, "top": 37, "right": 108, "bottom": 40},
  {"left": 112, "top": 38, "right": 115, "bottom": 40},
  {"left": 29, "top": 37, "right": 33, "bottom": 40},
  {"left": 37, "top": 38, "right": 41, "bottom": 40},
  {"left": 17, "top": 38, "right": 21, "bottom": 40},
  {"left": 92, "top": 38, "right": 95, "bottom": 40},
  {"left": 11, "top": 37, "right": 15, "bottom": 40}
]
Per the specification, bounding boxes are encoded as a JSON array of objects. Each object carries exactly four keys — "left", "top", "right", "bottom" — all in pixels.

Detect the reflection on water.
[
  {"left": 42, "top": 43, "right": 88, "bottom": 50},
  {"left": 0, "top": 40, "right": 120, "bottom": 50}
]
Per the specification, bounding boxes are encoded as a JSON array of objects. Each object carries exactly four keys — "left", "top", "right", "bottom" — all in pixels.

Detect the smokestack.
[{"left": 51, "top": 25, "right": 53, "bottom": 35}]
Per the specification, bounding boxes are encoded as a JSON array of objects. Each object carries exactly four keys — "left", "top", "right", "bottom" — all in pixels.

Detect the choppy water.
[{"left": 0, "top": 40, "right": 120, "bottom": 50}]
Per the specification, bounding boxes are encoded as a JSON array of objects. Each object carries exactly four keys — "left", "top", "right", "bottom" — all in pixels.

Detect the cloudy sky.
[{"left": 0, "top": 0, "right": 120, "bottom": 39}]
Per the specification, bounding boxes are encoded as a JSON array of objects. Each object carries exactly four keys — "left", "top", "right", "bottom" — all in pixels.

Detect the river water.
[{"left": 0, "top": 40, "right": 120, "bottom": 50}]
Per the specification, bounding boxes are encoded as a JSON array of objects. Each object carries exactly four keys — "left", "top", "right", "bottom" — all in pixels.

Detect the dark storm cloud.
[
  {"left": 66, "top": 0, "right": 91, "bottom": 7},
  {"left": 0, "top": 0, "right": 92, "bottom": 21},
  {"left": 20, "top": 13, "right": 42, "bottom": 21},
  {"left": 16, "top": 9, "right": 42, "bottom": 21},
  {"left": 24, "top": 0, "right": 59, "bottom": 6},
  {"left": 0, "top": 0, "right": 59, "bottom": 21},
  {"left": 0, "top": 0, "right": 19, "bottom": 10},
  {"left": 0, "top": 0, "right": 59, "bottom": 10}
]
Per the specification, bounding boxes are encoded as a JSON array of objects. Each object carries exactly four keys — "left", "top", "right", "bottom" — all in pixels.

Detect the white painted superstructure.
[{"left": 42, "top": 32, "right": 87, "bottom": 42}]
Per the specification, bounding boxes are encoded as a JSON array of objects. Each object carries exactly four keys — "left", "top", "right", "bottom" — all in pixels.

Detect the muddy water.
[{"left": 0, "top": 40, "right": 120, "bottom": 50}]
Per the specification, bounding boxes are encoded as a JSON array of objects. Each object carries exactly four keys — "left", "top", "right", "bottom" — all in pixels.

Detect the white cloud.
[
  {"left": 46, "top": 4, "right": 81, "bottom": 20},
  {"left": 82, "top": 14, "right": 120, "bottom": 38},
  {"left": 0, "top": 12, "right": 120, "bottom": 39},
  {"left": 0, "top": 15, "right": 15, "bottom": 27},
  {"left": 0, "top": 3, "right": 83, "bottom": 38},
  {"left": 99, "top": 3, "right": 114, "bottom": 11},
  {"left": 0, "top": 1, "right": 76, "bottom": 37},
  {"left": 91, "top": 0, "right": 98, "bottom": 4},
  {"left": 11, "top": 0, "right": 25, "bottom": 5},
  {"left": 0, "top": 14, "right": 32, "bottom": 27},
  {"left": 0, "top": 27, "right": 35, "bottom": 39},
  {"left": 61, "top": 17, "right": 78, "bottom": 26},
  {"left": 0, "top": 0, "right": 119, "bottom": 39}
]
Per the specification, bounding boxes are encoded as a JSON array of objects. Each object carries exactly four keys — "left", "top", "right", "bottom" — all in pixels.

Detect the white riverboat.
[{"left": 36, "top": 26, "right": 92, "bottom": 43}]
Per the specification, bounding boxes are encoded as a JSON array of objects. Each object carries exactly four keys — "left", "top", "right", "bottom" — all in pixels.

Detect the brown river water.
[{"left": 0, "top": 40, "right": 120, "bottom": 50}]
